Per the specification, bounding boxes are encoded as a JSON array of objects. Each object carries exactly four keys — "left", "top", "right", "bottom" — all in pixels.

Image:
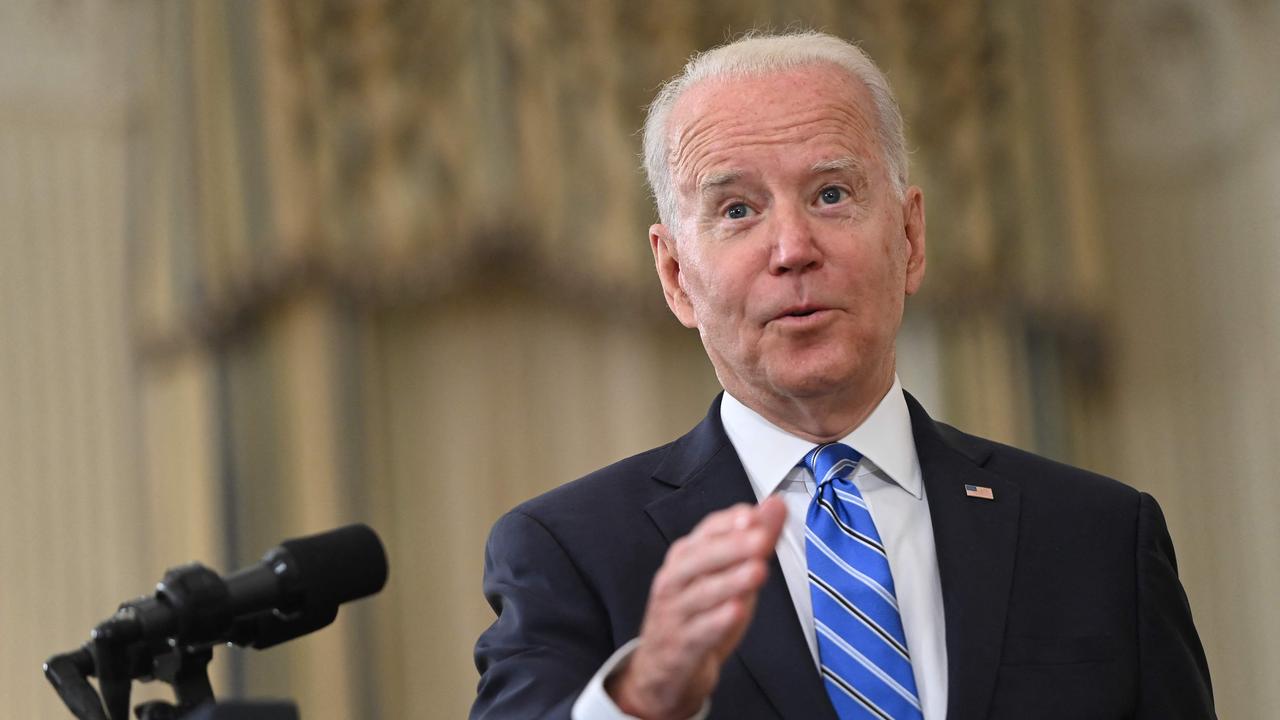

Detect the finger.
[
  {"left": 665, "top": 594, "right": 753, "bottom": 662},
  {"left": 668, "top": 555, "right": 769, "bottom": 618},
  {"left": 658, "top": 523, "right": 779, "bottom": 592},
  {"left": 703, "top": 497, "right": 785, "bottom": 549},
  {"left": 682, "top": 585, "right": 767, "bottom": 668},
  {"left": 755, "top": 495, "right": 787, "bottom": 543},
  {"left": 711, "top": 591, "right": 759, "bottom": 661},
  {"left": 689, "top": 503, "right": 759, "bottom": 540},
  {"left": 657, "top": 499, "right": 786, "bottom": 593}
]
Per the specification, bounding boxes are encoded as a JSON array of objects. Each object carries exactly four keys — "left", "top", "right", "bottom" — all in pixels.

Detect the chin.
[{"left": 765, "top": 361, "right": 863, "bottom": 400}]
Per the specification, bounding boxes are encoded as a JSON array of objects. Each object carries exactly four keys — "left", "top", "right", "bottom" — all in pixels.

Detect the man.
[{"left": 472, "top": 31, "right": 1214, "bottom": 720}]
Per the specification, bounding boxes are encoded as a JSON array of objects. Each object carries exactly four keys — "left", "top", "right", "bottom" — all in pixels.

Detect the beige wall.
[{"left": 3, "top": 1, "right": 1276, "bottom": 717}]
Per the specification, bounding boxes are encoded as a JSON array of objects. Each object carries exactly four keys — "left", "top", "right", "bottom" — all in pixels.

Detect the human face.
[{"left": 650, "top": 64, "right": 926, "bottom": 430}]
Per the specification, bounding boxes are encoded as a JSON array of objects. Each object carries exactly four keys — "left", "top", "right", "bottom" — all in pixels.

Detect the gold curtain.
[
  {"left": 126, "top": 1, "right": 1120, "bottom": 717},
  {"left": 0, "top": 0, "right": 1128, "bottom": 715}
]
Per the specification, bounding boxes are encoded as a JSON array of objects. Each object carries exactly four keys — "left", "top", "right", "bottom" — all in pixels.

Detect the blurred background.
[{"left": 2, "top": 0, "right": 1277, "bottom": 717}]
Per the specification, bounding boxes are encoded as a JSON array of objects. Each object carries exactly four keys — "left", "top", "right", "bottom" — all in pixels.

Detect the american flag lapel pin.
[{"left": 965, "top": 483, "right": 995, "bottom": 500}]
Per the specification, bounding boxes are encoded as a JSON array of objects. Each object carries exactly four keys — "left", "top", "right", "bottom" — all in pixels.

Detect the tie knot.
[{"left": 802, "top": 442, "right": 862, "bottom": 487}]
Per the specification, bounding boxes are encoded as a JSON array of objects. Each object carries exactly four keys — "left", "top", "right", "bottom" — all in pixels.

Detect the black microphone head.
[{"left": 273, "top": 523, "right": 388, "bottom": 608}]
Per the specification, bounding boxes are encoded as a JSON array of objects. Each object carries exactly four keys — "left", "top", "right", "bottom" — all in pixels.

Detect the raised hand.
[{"left": 607, "top": 497, "right": 787, "bottom": 719}]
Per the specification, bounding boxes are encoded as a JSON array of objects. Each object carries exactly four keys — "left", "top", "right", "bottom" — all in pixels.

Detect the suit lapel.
[
  {"left": 906, "top": 394, "right": 1021, "bottom": 720},
  {"left": 640, "top": 393, "right": 1021, "bottom": 719},
  {"left": 645, "top": 396, "right": 838, "bottom": 720}
]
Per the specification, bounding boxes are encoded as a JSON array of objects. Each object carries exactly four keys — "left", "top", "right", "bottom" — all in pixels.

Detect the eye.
[
  {"left": 724, "top": 203, "right": 752, "bottom": 220},
  {"left": 817, "top": 186, "right": 847, "bottom": 205}
]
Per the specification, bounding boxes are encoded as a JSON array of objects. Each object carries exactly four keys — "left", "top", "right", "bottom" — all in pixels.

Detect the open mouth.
[{"left": 786, "top": 309, "right": 820, "bottom": 318}]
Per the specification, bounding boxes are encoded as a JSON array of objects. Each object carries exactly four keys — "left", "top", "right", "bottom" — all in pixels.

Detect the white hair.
[{"left": 642, "top": 31, "right": 908, "bottom": 228}]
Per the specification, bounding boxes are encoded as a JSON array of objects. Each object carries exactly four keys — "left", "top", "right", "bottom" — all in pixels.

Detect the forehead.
[{"left": 666, "top": 64, "right": 881, "bottom": 189}]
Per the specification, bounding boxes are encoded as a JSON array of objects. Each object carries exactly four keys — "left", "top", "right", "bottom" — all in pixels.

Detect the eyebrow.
[
  {"left": 810, "top": 156, "right": 865, "bottom": 175},
  {"left": 696, "top": 157, "right": 865, "bottom": 196},
  {"left": 698, "top": 170, "right": 743, "bottom": 196}
]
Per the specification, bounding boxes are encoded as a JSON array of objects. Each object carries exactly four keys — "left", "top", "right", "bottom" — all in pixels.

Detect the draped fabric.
[
  {"left": 126, "top": 4, "right": 1112, "bottom": 716},
  {"left": 137, "top": 0, "right": 1112, "bottom": 449},
  {"left": 5, "top": 1, "right": 1279, "bottom": 717}
]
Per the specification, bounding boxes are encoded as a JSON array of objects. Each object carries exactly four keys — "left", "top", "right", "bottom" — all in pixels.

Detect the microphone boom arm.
[{"left": 42, "top": 524, "right": 388, "bottom": 720}]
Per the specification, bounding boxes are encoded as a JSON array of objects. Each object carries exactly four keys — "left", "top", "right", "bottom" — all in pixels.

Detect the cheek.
[
  {"left": 683, "top": 250, "right": 751, "bottom": 318},
  {"left": 862, "top": 221, "right": 909, "bottom": 287},
  {"left": 676, "top": 260, "right": 732, "bottom": 338}
]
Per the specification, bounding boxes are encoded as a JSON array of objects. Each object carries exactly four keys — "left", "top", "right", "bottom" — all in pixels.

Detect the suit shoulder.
[{"left": 937, "top": 421, "right": 1139, "bottom": 504}]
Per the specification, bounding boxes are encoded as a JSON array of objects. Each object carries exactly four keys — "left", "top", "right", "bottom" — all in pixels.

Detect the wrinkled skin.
[
  {"left": 653, "top": 62, "right": 926, "bottom": 442},
  {"left": 610, "top": 63, "right": 927, "bottom": 719}
]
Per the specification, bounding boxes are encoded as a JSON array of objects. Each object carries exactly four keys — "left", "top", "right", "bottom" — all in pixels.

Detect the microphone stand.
[
  {"left": 43, "top": 563, "right": 299, "bottom": 720},
  {"left": 44, "top": 523, "right": 387, "bottom": 719},
  {"left": 132, "top": 643, "right": 216, "bottom": 720},
  {"left": 44, "top": 612, "right": 218, "bottom": 719},
  {"left": 43, "top": 646, "right": 107, "bottom": 720}
]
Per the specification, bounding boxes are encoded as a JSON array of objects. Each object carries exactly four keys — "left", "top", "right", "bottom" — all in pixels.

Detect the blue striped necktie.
[{"left": 803, "top": 442, "right": 923, "bottom": 720}]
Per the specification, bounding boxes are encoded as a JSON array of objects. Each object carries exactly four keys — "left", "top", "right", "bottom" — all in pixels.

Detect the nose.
[{"left": 768, "top": 202, "right": 823, "bottom": 275}]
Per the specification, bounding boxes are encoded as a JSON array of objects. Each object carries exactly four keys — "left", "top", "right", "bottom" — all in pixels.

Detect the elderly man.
[{"left": 472, "top": 31, "right": 1214, "bottom": 720}]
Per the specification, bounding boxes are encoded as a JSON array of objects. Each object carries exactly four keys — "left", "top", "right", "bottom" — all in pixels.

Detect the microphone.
[
  {"left": 118, "top": 523, "right": 389, "bottom": 649},
  {"left": 44, "top": 524, "right": 389, "bottom": 720}
]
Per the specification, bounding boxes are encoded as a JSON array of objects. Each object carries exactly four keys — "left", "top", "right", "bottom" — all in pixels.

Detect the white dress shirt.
[{"left": 574, "top": 378, "right": 948, "bottom": 719}]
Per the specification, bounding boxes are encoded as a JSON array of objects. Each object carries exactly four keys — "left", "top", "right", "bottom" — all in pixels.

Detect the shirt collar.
[{"left": 720, "top": 375, "right": 923, "bottom": 500}]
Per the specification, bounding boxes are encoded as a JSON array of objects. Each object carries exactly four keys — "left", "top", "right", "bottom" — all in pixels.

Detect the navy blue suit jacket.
[{"left": 472, "top": 393, "right": 1214, "bottom": 719}]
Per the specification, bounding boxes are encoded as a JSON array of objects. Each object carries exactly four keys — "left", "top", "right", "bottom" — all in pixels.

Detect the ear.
[
  {"left": 901, "top": 186, "right": 927, "bottom": 296},
  {"left": 650, "top": 223, "right": 698, "bottom": 328}
]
